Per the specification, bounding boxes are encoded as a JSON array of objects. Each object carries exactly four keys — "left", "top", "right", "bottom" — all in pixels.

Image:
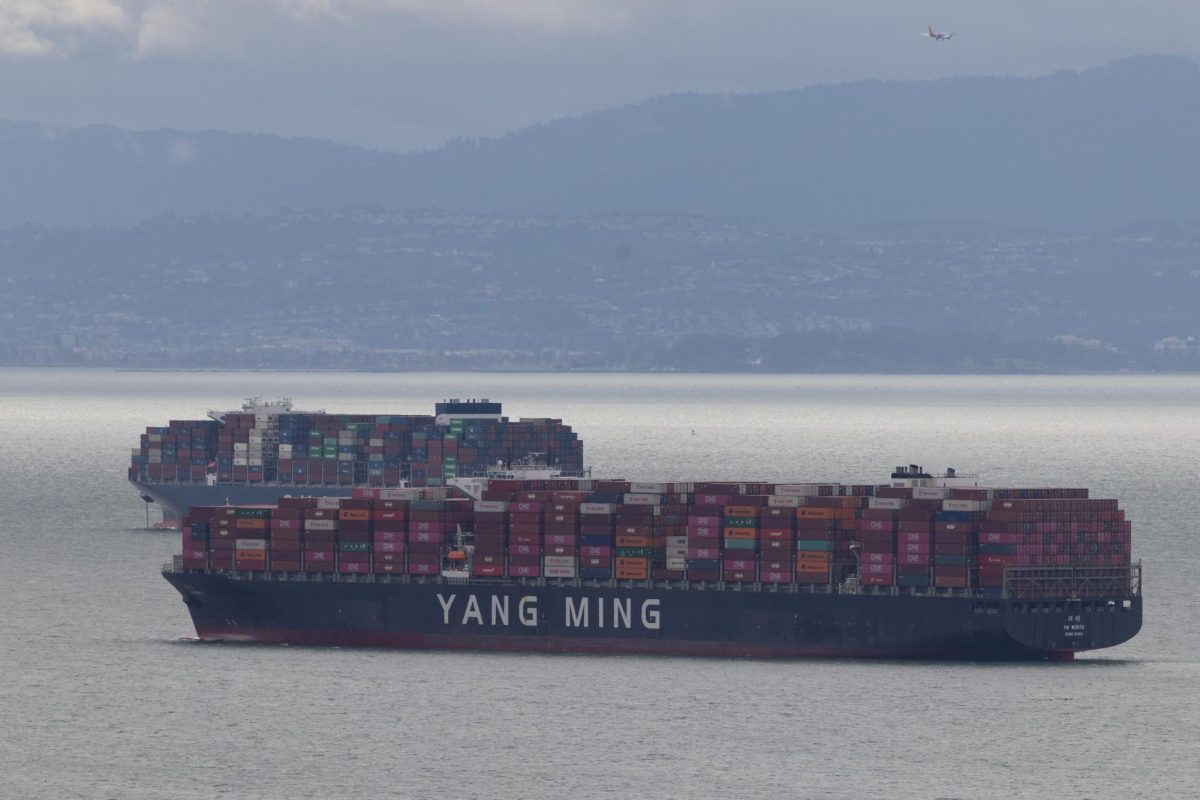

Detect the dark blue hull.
[{"left": 163, "top": 570, "right": 1142, "bottom": 660}]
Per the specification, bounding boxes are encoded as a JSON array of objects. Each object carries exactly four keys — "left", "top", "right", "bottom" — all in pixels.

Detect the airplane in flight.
[{"left": 921, "top": 25, "right": 954, "bottom": 41}]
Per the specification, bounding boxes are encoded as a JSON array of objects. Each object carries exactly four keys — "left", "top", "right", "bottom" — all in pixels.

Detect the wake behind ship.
[{"left": 163, "top": 468, "right": 1142, "bottom": 660}]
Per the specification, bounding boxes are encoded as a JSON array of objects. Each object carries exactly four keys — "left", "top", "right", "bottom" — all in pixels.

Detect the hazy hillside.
[
  {"left": 3, "top": 210, "right": 1197, "bottom": 371},
  {"left": 2, "top": 56, "right": 1198, "bottom": 230}
]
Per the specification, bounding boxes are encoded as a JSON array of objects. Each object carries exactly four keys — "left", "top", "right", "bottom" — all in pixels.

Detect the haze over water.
[{"left": 1, "top": 369, "right": 1196, "bottom": 799}]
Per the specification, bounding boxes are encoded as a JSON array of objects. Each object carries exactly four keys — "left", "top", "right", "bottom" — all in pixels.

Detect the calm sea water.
[{"left": 0, "top": 368, "right": 1196, "bottom": 799}]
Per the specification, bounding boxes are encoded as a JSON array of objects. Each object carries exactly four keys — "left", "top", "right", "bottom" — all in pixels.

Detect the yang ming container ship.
[
  {"left": 130, "top": 398, "right": 583, "bottom": 525},
  {"left": 162, "top": 466, "right": 1142, "bottom": 660}
]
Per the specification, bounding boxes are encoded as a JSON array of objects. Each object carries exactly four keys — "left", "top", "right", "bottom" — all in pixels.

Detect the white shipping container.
[
  {"left": 317, "top": 497, "right": 342, "bottom": 510},
  {"left": 235, "top": 538, "right": 267, "bottom": 549},
  {"left": 233, "top": 457, "right": 248, "bottom": 466},
  {"left": 666, "top": 557, "right": 688, "bottom": 571},
  {"left": 768, "top": 495, "right": 801, "bottom": 508},
  {"left": 666, "top": 546, "right": 688, "bottom": 559},
  {"left": 774, "top": 484, "right": 821, "bottom": 497},
  {"left": 233, "top": 442, "right": 249, "bottom": 452},
  {"left": 369, "top": 438, "right": 383, "bottom": 447},
  {"left": 623, "top": 493, "right": 661, "bottom": 506},
  {"left": 543, "top": 555, "right": 577, "bottom": 568},
  {"left": 869, "top": 497, "right": 906, "bottom": 510},
  {"left": 474, "top": 500, "right": 508, "bottom": 513},
  {"left": 943, "top": 499, "right": 988, "bottom": 512},
  {"left": 278, "top": 443, "right": 292, "bottom": 453},
  {"left": 147, "top": 453, "right": 162, "bottom": 463},
  {"left": 630, "top": 482, "right": 668, "bottom": 495},
  {"left": 248, "top": 458, "right": 263, "bottom": 467},
  {"left": 338, "top": 453, "right": 354, "bottom": 461},
  {"left": 666, "top": 536, "right": 688, "bottom": 548},
  {"left": 580, "top": 503, "right": 615, "bottom": 515},
  {"left": 305, "top": 519, "right": 337, "bottom": 531},
  {"left": 544, "top": 565, "right": 578, "bottom": 579},
  {"left": 380, "top": 488, "right": 422, "bottom": 501},
  {"left": 147, "top": 433, "right": 162, "bottom": 443},
  {"left": 913, "top": 486, "right": 948, "bottom": 500}
]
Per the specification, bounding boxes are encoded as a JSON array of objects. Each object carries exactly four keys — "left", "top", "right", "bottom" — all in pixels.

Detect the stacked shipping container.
[
  {"left": 133, "top": 404, "right": 583, "bottom": 489},
  {"left": 179, "top": 480, "right": 1132, "bottom": 594}
]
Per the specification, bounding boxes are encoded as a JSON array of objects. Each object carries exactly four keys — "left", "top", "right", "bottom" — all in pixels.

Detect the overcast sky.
[{"left": 2, "top": 1, "right": 1197, "bottom": 152}]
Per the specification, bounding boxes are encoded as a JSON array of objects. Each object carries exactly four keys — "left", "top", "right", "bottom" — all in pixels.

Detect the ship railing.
[
  {"left": 1002, "top": 562, "right": 1141, "bottom": 600},
  {"left": 165, "top": 562, "right": 1138, "bottom": 602}
]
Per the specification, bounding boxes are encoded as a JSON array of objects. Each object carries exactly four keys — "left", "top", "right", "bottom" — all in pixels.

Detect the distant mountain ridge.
[{"left": 2, "top": 55, "right": 1198, "bottom": 229}]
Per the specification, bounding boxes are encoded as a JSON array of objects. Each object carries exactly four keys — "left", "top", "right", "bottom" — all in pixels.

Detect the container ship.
[
  {"left": 162, "top": 467, "right": 1142, "bottom": 660},
  {"left": 129, "top": 398, "right": 583, "bottom": 525}
]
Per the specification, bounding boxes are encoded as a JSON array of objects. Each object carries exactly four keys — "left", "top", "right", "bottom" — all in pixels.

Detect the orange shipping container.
[
  {"left": 723, "top": 527, "right": 758, "bottom": 540},
  {"left": 724, "top": 505, "right": 760, "bottom": 518},
  {"left": 796, "top": 551, "right": 831, "bottom": 562},
  {"left": 796, "top": 507, "right": 837, "bottom": 520},
  {"left": 615, "top": 566, "right": 649, "bottom": 580},
  {"left": 235, "top": 517, "right": 267, "bottom": 530},
  {"left": 339, "top": 509, "right": 371, "bottom": 521},
  {"left": 795, "top": 560, "right": 831, "bottom": 573},
  {"left": 615, "top": 535, "right": 653, "bottom": 548}
]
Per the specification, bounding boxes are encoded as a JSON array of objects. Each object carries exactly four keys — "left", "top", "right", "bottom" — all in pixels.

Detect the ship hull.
[{"left": 164, "top": 571, "right": 1142, "bottom": 661}]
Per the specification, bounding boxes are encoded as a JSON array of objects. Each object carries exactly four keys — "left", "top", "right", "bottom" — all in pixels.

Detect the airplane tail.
[{"left": 928, "top": 25, "right": 935, "bottom": 36}]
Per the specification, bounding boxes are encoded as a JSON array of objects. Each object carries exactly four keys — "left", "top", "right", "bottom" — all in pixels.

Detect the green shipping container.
[
  {"left": 339, "top": 541, "right": 371, "bottom": 552},
  {"left": 723, "top": 539, "right": 758, "bottom": 551},
  {"left": 795, "top": 540, "right": 833, "bottom": 552}
]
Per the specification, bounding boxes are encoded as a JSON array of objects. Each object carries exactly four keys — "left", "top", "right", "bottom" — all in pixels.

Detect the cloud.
[
  {"left": 273, "top": 0, "right": 631, "bottom": 32},
  {"left": 135, "top": 3, "right": 206, "bottom": 57},
  {"left": 3, "top": 1, "right": 631, "bottom": 60},
  {"left": 167, "top": 136, "right": 197, "bottom": 164},
  {"left": 0, "top": 0, "right": 128, "bottom": 56}
]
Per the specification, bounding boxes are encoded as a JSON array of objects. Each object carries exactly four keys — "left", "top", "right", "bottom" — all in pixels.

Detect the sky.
[{"left": 1, "top": 1, "right": 1198, "bottom": 152}]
